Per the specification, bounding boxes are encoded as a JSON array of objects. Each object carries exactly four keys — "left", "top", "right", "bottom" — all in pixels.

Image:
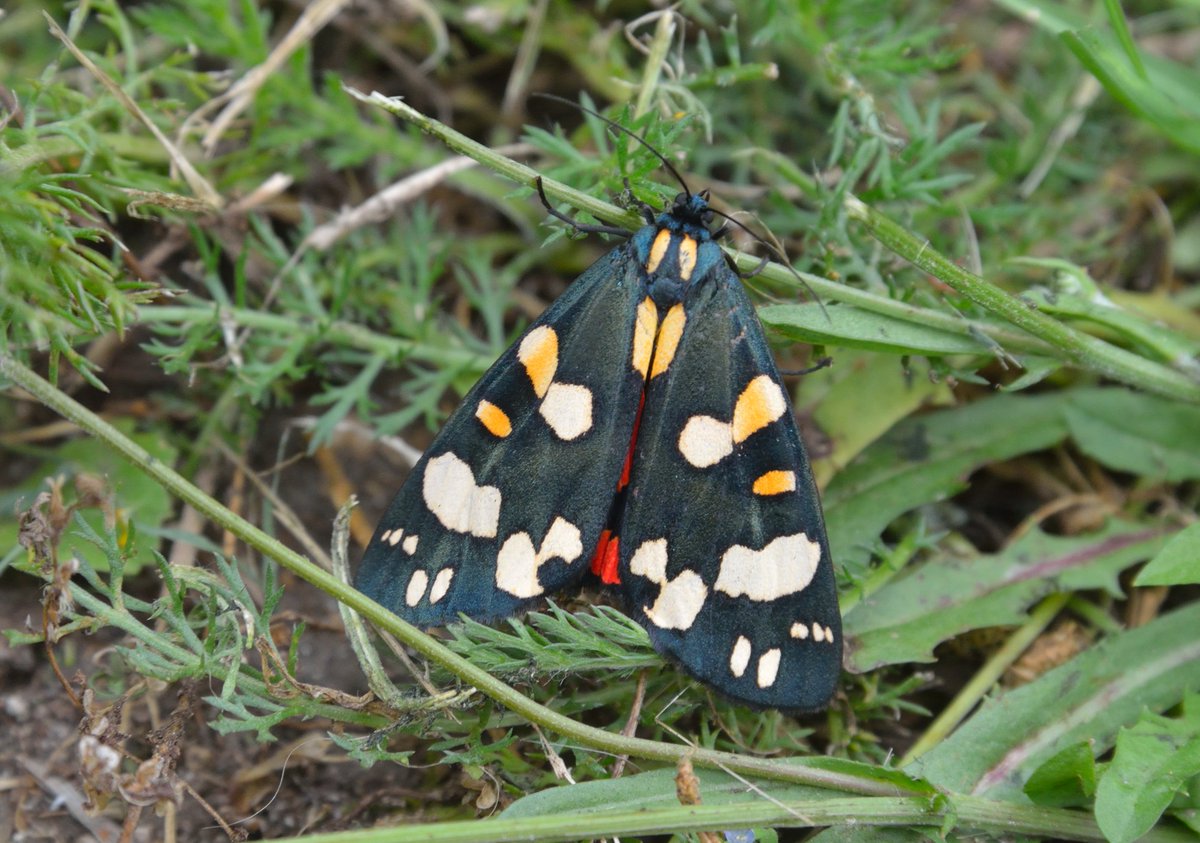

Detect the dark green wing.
[
  {"left": 358, "top": 247, "right": 647, "bottom": 625},
  {"left": 616, "top": 262, "right": 841, "bottom": 711}
]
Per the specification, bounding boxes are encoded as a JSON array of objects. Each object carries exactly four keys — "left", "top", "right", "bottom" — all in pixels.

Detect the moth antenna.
[
  {"left": 709, "top": 207, "right": 831, "bottom": 322},
  {"left": 532, "top": 93, "right": 693, "bottom": 198}
]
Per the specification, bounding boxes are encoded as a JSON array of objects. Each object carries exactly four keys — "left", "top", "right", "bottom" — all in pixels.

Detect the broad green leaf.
[
  {"left": 824, "top": 392, "right": 1070, "bottom": 573},
  {"left": 1180, "top": 809, "right": 1200, "bottom": 835},
  {"left": 1095, "top": 702, "right": 1200, "bottom": 843},
  {"left": 1063, "top": 391, "right": 1200, "bottom": 482},
  {"left": 811, "top": 830, "right": 923, "bottom": 843},
  {"left": 803, "top": 348, "right": 953, "bottom": 487},
  {"left": 503, "top": 759, "right": 932, "bottom": 819},
  {"left": 0, "top": 422, "right": 177, "bottom": 573},
  {"left": 1023, "top": 741, "right": 1096, "bottom": 808},
  {"left": 906, "top": 604, "right": 1200, "bottom": 801},
  {"left": 503, "top": 766, "right": 827, "bottom": 819},
  {"left": 761, "top": 302, "right": 995, "bottom": 356},
  {"left": 843, "top": 520, "right": 1168, "bottom": 672},
  {"left": 1134, "top": 522, "right": 1200, "bottom": 587}
]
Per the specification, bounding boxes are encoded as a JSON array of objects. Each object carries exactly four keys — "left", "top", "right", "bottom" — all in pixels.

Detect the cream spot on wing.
[
  {"left": 642, "top": 569, "right": 707, "bottom": 631},
  {"left": 646, "top": 228, "right": 671, "bottom": 274},
  {"left": 386, "top": 528, "right": 404, "bottom": 547},
  {"left": 629, "top": 538, "right": 669, "bottom": 584},
  {"left": 631, "top": 297, "right": 658, "bottom": 379},
  {"left": 539, "top": 516, "right": 583, "bottom": 564},
  {"left": 539, "top": 382, "right": 593, "bottom": 440},
  {"left": 677, "top": 235, "right": 698, "bottom": 281},
  {"left": 422, "top": 453, "right": 501, "bottom": 538},
  {"left": 824, "top": 625, "right": 835, "bottom": 642},
  {"left": 757, "top": 648, "right": 781, "bottom": 688},
  {"left": 752, "top": 470, "right": 796, "bottom": 496},
  {"left": 813, "top": 623, "right": 826, "bottom": 642},
  {"left": 714, "top": 533, "right": 822, "bottom": 601},
  {"left": 380, "top": 529, "right": 392, "bottom": 544},
  {"left": 405, "top": 570, "right": 428, "bottom": 607},
  {"left": 790, "top": 622, "right": 809, "bottom": 639},
  {"left": 518, "top": 326, "right": 558, "bottom": 398},
  {"left": 496, "top": 534, "right": 540, "bottom": 598},
  {"left": 402, "top": 534, "right": 419, "bottom": 555},
  {"left": 476, "top": 400, "right": 512, "bottom": 438},
  {"left": 495, "top": 516, "right": 583, "bottom": 598},
  {"left": 429, "top": 568, "right": 454, "bottom": 604},
  {"left": 732, "top": 375, "right": 786, "bottom": 443},
  {"left": 629, "top": 538, "right": 706, "bottom": 630},
  {"left": 650, "top": 303, "right": 686, "bottom": 378},
  {"left": 730, "top": 636, "right": 752, "bottom": 678},
  {"left": 678, "top": 415, "right": 733, "bottom": 468}
]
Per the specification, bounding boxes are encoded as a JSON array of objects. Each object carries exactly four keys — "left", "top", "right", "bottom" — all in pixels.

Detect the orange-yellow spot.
[
  {"left": 752, "top": 470, "right": 796, "bottom": 496},
  {"left": 650, "top": 303, "right": 686, "bottom": 378},
  {"left": 732, "top": 375, "right": 786, "bottom": 443},
  {"left": 645, "top": 228, "right": 671, "bottom": 274},
  {"left": 518, "top": 326, "right": 558, "bottom": 398},
  {"left": 631, "top": 297, "right": 658, "bottom": 378},
  {"left": 475, "top": 400, "right": 512, "bottom": 438},
  {"left": 678, "top": 235, "right": 698, "bottom": 281}
]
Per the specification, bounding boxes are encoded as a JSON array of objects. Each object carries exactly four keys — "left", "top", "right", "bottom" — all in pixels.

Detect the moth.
[{"left": 358, "top": 130, "right": 841, "bottom": 711}]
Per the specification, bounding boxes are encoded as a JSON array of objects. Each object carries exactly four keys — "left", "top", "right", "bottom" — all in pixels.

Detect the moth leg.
[{"left": 535, "top": 177, "right": 631, "bottom": 238}]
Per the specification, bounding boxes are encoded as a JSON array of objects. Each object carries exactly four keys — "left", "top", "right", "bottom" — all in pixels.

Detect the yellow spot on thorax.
[
  {"left": 645, "top": 228, "right": 671, "bottom": 274},
  {"left": 732, "top": 375, "right": 787, "bottom": 443},
  {"left": 650, "top": 303, "right": 686, "bottom": 378},
  {"left": 518, "top": 326, "right": 558, "bottom": 398},
  {"left": 631, "top": 297, "right": 658, "bottom": 378},
  {"left": 678, "top": 235, "right": 698, "bottom": 281},
  {"left": 752, "top": 470, "right": 796, "bottom": 496},
  {"left": 475, "top": 400, "right": 512, "bottom": 438}
]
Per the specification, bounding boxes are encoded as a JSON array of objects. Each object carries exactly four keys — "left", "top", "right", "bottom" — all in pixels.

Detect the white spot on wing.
[
  {"left": 730, "top": 636, "right": 752, "bottom": 678},
  {"left": 629, "top": 539, "right": 669, "bottom": 584},
  {"left": 539, "top": 382, "right": 593, "bottom": 440},
  {"left": 757, "top": 648, "right": 781, "bottom": 688},
  {"left": 813, "top": 623, "right": 826, "bottom": 642},
  {"left": 380, "top": 529, "right": 392, "bottom": 544},
  {"left": 643, "top": 569, "right": 707, "bottom": 631},
  {"left": 714, "top": 533, "right": 822, "bottom": 602},
  {"left": 405, "top": 570, "right": 428, "bottom": 607},
  {"left": 429, "top": 568, "right": 454, "bottom": 604},
  {"left": 630, "top": 538, "right": 707, "bottom": 631},
  {"left": 422, "top": 452, "right": 501, "bottom": 538},
  {"left": 495, "top": 516, "right": 583, "bottom": 598},
  {"left": 790, "top": 622, "right": 809, "bottom": 639},
  {"left": 678, "top": 415, "right": 733, "bottom": 468},
  {"left": 824, "top": 625, "right": 835, "bottom": 642},
  {"left": 402, "top": 534, "right": 419, "bottom": 555},
  {"left": 387, "top": 529, "right": 404, "bottom": 547}
]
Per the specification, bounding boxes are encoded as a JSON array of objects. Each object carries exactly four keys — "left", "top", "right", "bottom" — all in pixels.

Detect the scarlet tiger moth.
[{"left": 358, "top": 112, "right": 840, "bottom": 711}]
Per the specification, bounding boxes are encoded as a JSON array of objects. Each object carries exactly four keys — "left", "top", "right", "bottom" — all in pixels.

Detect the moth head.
[{"left": 671, "top": 190, "right": 715, "bottom": 230}]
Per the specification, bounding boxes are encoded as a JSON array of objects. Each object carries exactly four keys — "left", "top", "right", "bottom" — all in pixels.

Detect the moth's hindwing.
[
  {"left": 616, "top": 253, "right": 841, "bottom": 711},
  {"left": 357, "top": 249, "right": 647, "bottom": 625}
]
